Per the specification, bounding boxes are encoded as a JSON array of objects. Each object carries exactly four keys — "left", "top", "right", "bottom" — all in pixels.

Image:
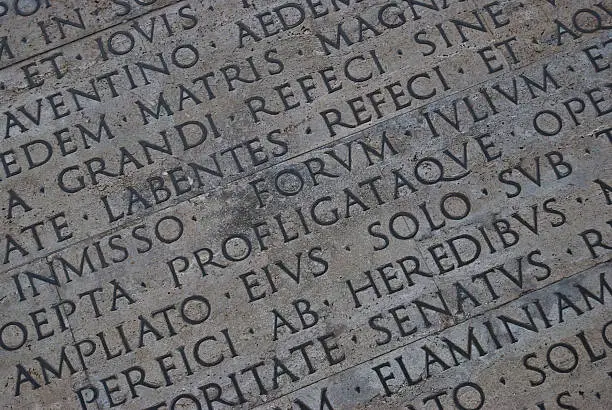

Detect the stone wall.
[{"left": 0, "top": 0, "right": 610, "bottom": 408}]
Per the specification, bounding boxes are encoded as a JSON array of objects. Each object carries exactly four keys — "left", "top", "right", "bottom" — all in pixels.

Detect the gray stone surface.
[{"left": 0, "top": 0, "right": 610, "bottom": 409}]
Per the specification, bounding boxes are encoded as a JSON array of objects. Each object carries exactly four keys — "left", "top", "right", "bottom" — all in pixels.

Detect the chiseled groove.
[
  {"left": 0, "top": 36, "right": 604, "bottom": 276},
  {"left": 252, "top": 259, "right": 612, "bottom": 409},
  {"left": 0, "top": 0, "right": 186, "bottom": 73}
]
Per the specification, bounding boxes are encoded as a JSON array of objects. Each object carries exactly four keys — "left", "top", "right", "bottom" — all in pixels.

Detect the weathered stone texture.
[{"left": 0, "top": 0, "right": 610, "bottom": 409}]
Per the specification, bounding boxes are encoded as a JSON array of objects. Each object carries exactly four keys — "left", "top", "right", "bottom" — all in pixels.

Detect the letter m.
[
  {"left": 34, "top": 347, "right": 77, "bottom": 384},
  {"left": 576, "top": 271, "right": 612, "bottom": 310},
  {"left": 316, "top": 24, "right": 353, "bottom": 55},
  {"left": 135, "top": 92, "right": 174, "bottom": 125}
]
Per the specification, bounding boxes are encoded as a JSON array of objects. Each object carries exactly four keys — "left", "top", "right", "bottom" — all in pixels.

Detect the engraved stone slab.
[{"left": 0, "top": 0, "right": 610, "bottom": 409}]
